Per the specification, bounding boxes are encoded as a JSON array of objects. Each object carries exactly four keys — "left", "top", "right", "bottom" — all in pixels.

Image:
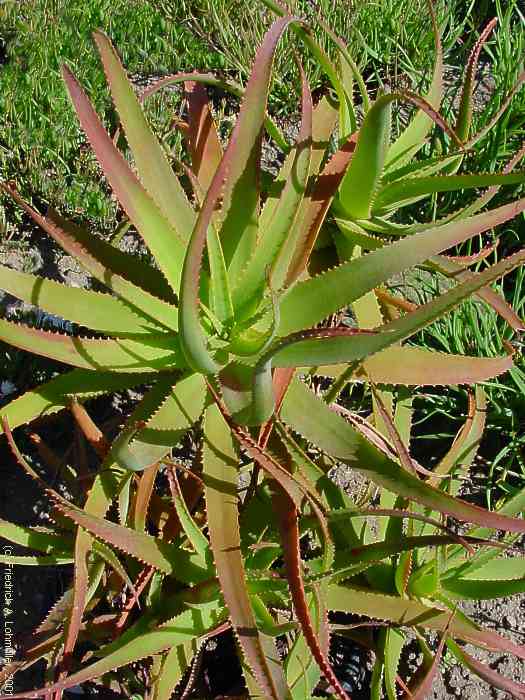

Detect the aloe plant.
[{"left": 2, "top": 11, "right": 525, "bottom": 700}]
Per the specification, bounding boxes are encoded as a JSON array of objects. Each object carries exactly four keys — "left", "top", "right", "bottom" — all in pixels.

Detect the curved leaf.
[
  {"left": 280, "top": 378, "right": 525, "bottom": 534},
  {"left": 0, "top": 369, "right": 152, "bottom": 435},
  {"left": 314, "top": 345, "right": 514, "bottom": 386},
  {"left": 0, "top": 603, "right": 224, "bottom": 700}
]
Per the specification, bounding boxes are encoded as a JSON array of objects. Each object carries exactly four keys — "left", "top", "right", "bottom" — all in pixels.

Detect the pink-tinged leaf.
[
  {"left": 139, "top": 70, "right": 290, "bottom": 153},
  {"left": 280, "top": 378, "right": 525, "bottom": 534},
  {"left": 285, "top": 131, "right": 358, "bottom": 286},
  {"left": 69, "top": 400, "right": 110, "bottom": 459},
  {"left": 93, "top": 31, "right": 195, "bottom": 240},
  {"left": 447, "top": 639, "right": 525, "bottom": 700},
  {"left": 2, "top": 416, "right": 208, "bottom": 583},
  {"left": 184, "top": 81, "right": 223, "bottom": 194},
  {"left": 208, "top": 380, "right": 323, "bottom": 513},
  {"left": 273, "top": 487, "right": 350, "bottom": 700},
  {"left": 61, "top": 66, "right": 186, "bottom": 293},
  {"left": 455, "top": 18, "right": 498, "bottom": 141},
  {"left": 47, "top": 496, "right": 208, "bottom": 583},
  {"left": 430, "top": 254, "right": 525, "bottom": 332},
  {"left": 1, "top": 183, "right": 178, "bottom": 329},
  {"left": 406, "top": 613, "right": 454, "bottom": 700},
  {"left": 430, "top": 387, "right": 486, "bottom": 488},
  {"left": 0, "top": 603, "right": 224, "bottom": 700},
  {"left": 232, "top": 63, "right": 313, "bottom": 312},
  {"left": 316, "top": 345, "right": 515, "bottom": 387},
  {"left": 202, "top": 402, "right": 290, "bottom": 700},
  {"left": 442, "top": 240, "right": 498, "bottom": 266},
  {"left": 59, "top": 477, "right": 114, "bottom": 677},
  {"left": 179, "top": 18, "right": 299, "bottom": 375},
  {"left": 217, "top": 16, "right": 300, "bottom": 278},
  {"left": 0, "top": 318, "right": 183, "bottom": 372},
  {"left": 327, "top": 584, "right": 525, "bottom": 660},
  {"left": 371, "top": 384, "right": 417, "bottom": 475},
  {"left": 133, "top": 463, "right": 160, "bottom": 532},
  {"left": 257, "top": 367, "right": 296, "bottom": 449}
]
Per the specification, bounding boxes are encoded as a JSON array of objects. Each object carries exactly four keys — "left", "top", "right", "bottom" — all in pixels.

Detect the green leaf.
[
  {"left": 338, "top": 93, "right": 392, "bottom": 219},
  {"left": 381, "top": 627, "right": 404, "bottom": 700},
  {"left": 278, "top": 195, "right": 525, "bottom": 335},
  {"left": 167, "top": 466, "right": 209, "bottom": 565},
  {"left": 0, "top": 369, "right": 152, "bottom": 435},
  {"left": 443, "top": 575, "right": 525, "bottom": 600},
  {"left": 375, "top": 171, "right": 525, "bottom": 213},
  {"left": 152, "top": 641, "right": 198, "bottom": 700},
  {"left": 107, "top": 374, "right": 206, "bottom": 472},
  {"left": 327, "top": 584, "right": 525, "bottom": 658},
  {"left": 62, "top": 65, "right": 186, "bottom": 293},
  {"left": 2, "top": 185, "right": 179, "bottom": 330},
  {"left": 94, "top": 31, "right": 195, "bottom": 241},
  {"left": 0, "top": 265, "right": 157, "bottom": 336},
  {"left": 203, "top": 401, "right": 290, "bottom": 699},
  {"left": 0, "top": 518, "right": 72, "bottom": 554},
  {"left": 0, "top": 602, "right": 224, "bottom": 699},
  {"left": 273, "top": 248, "right": 525, "bottom": 368},
  {"left": 0, "top": 554, "right": 73, "bottom": 565},
  {"left": 0, "top": 318, "right": 183, "bottom": 372},
  {"left": 280, "top": 377, "right": 525, "bottom": 534}
]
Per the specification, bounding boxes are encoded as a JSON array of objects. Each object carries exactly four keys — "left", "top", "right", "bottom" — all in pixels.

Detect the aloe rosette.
[{"left": 2, "top": 12, "right": 525, "bottom": 700}]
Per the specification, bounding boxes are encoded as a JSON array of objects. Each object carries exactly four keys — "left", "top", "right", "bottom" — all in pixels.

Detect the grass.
[
  {"left": 1, "top": 0, "right": 525, "bottom": 506},
  {"left": 0, "top": 0, "right": 469, "bottom": 229},
  {"left": 0, "top": 0, "right": 221, "bottom": 227}
]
